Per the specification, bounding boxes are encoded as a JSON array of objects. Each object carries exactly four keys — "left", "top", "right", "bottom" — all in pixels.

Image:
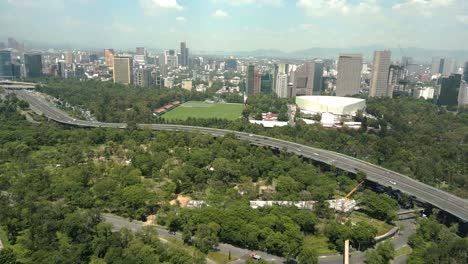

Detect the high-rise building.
[
  {"left": 370, "top": 50, "right": 392, "bottom": 97},
  {"left": 272, "top": 63, "right": 289, "bottom": 96},
  {"left": 225, "top": 59, "right": 237, "bottom": 71},
  {"left": 432, "top": 57, "right": 456, "bottom": 76},
  {"left": 136, "top": 47, "right": 146, "bottom": 55},
  {"left": 0, "top": 50, "right": 12, "bottom": 79},
  {"left": 65, "top": 52, "right": 74, "bottom": 65},
  {"left": 293, "top": 62, "right": 315, "bottom": 96},
  {"left": 277, "top": 73, "right": 288, "bottom": 98},
  {"left": 261, "top": 73, "right": 272, "bottom": 95},
  {"left": 254, "top": 71, "right": 262, "bottom": 95},
  {"left": 24, "top": 54, "right": 43, "bottom": 78},
  {"left": 134, "top": 68, "right": 151, "bottom": 87},
  {"left": 440, "top": 58, "right": 455, "bottom": 76},
  {"left": 89, "top": 54, "right": 98, "bottom": 62},
  {"left": 336, "top": 54, "right": 362, "bottom": 96},
  {"left": 104, "top": 49, "right": 115, "bottom": 70},
  {"left": 388, "top": 65, "right": 405, "bottom": 93},
  {"left": 247, "top": 65, "right": 255, "bottom": 95},
  {"left": 180, "top": 42, "right": 189, "bottom": 67},
  {"left": 464, "top": 62, "right": 468, "bottom": 83},
  {"left": 312, "top": 59, "right": 324, "bottom": 95},
  {"left": 458, "top": 83, "right": 468, "bottom": 108},
  {"left": 438, "top": 74, "right": 461, "bottom": 106},
  {"left": 165, "top": 50, "right": 178, "bottom": 68},
  {"left": 113, "top": 56, "right": 133, "bottom": 85},
  {"left": 57, "top": 61, "right": 66, "bottom": 78},
  {"left": 431, "top": 57, "right": 441, "bottom": 75}
]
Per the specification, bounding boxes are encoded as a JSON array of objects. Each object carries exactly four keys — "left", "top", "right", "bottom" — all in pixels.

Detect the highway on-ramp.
[{"left": 11, "top": 90, "right": 468, "bottom": 222}]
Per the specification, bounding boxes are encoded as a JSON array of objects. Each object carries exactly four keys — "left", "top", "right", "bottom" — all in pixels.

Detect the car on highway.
[
  {"left": 389, "top": 180, "right": 397, "bottom": 185},
  {"left": 249, "top": 253, "right": 261, "bottom": 260}
]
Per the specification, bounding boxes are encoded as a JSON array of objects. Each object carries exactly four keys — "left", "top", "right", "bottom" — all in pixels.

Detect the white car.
[
  {"left": 389, "top": 180, "right": 397, "bottom": 185},
  {"left": 249, "top": 253, "right": 261, "bottom": 260}
]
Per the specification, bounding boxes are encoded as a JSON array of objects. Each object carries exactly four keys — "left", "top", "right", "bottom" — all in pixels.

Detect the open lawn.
[
  {"left": 162, "top": 101, "right": 244, "bottom": 121},
  {"left": 348, "top": 211, "right": 393, "bottom": 236},
  {"left": 303, "top": 235, "right": 337, "bottom": 255}
]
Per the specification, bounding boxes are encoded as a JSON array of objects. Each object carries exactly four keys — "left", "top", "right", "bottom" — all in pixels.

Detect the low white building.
[
  {"left": 296, "top": 96, "right": 366, "bottom": 116},
  {"left": 413, "top": 87, "right": 435, "bottom": 100}
]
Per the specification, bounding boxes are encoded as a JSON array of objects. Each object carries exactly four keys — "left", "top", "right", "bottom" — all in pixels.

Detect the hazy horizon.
[{"left": 1, "top": 0, "right": 468, "bottom": 52}]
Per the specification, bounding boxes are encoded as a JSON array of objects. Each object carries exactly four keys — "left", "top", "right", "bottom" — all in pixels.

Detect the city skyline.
[{"left": 1, "top": 0, "right": 468, "bottom": 52}]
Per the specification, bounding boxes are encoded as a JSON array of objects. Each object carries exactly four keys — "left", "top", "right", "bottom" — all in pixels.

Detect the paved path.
[{"left": 103, "top": 214, "right": 286, "bottom": 263}]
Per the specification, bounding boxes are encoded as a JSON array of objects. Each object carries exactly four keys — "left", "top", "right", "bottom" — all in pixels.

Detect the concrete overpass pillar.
[{"left": 344, "top": 239, "right": 349, "bottom": 264}]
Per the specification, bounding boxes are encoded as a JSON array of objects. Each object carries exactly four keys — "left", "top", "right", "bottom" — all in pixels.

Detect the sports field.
[{"left": 162, "top": 101, "right": 244, "bottom": 121}]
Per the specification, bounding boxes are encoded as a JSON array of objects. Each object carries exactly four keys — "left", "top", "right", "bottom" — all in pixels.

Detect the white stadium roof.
[{"left": 296, "top": 96, "right": 366, "bottom": 116}]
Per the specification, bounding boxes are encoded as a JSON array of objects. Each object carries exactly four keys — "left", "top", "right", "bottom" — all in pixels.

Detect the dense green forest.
[
  {"left": 407, "top": 212, "right": 468, "bottom": 263},
  {"left": 0, "top": 92, "right": 405, "bottom": 262},
  {"left": 37, "top": 79, "right": 467, "bottom": 197}
]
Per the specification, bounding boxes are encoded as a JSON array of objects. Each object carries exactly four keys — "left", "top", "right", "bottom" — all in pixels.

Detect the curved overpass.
[{"left": 13, "top": 90, "right": 468, "bottom": 222}]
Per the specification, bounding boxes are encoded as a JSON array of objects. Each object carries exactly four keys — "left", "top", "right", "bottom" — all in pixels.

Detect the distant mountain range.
[
  {"left": 5, "top": 36, "right": 468, "bottom": 64},
  {"left": 200, "top": 46, "right": 468, "bottom": 63}
]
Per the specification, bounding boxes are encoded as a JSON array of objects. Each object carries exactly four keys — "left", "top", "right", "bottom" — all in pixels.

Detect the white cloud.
[
  {"left": 139, "top": 0, "right": 183, "bottom": 15},
  {"left": 392, "top": 0, "right": 454, "bottom": 16},
  {"left": 175, "top": 16, "right": 186, "bottom": 22},
  {"left": 297, "top": 0, "right": 380, "bottom": 17},
  {"left": 212, "top": 9, "right": 229, "bottom": 17},
  {"left": 212, "top": 0, "right": 284, "bottom": 6}
]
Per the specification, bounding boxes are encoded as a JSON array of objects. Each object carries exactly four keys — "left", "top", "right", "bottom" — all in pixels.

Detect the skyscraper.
[
  {"left": 254, "top": 71, "right": 262, "bottom": 95},
  {"left": 336, "top": 54, "right": 362, "bottom": 96},
  {"left": 247, "top": 65, "right": 255, "bottom": 95},
  {"left": 24, "top": 54, "right": 43, "bottom": 78},
  {"left": 388, "top": 65, "right": 405, "bottom": 92},
  {"left": 165, "top": 50, "right": 178, "bottom": 68},
  {"left": 261, "top": 73, "right": 272, "bottom": 95},
  {"left": 370, "top": 50, "right": 392, "bottom": 97},
  {"left": 0, "top": 50, "right": 12, "bottom": 79},
  {"left": 225, "top": 59, "right": 237, "bottom": 71},
  {"left": 438, "top": 74, "right": 461, "bottom": 106},
  {"left": 105, "top": 49, "right": 115, "bottom": 70},
  {"left": 441, "top": 58, "right": 455, "bottom": 76},
  {"left": 136, "top": 47, "right": 146, "bottom": 55},
  {"left": 431, "top": 57, "right": 456, "bottom": 76},
  {"left": 464, "top": 62, "right": 468, "bottom": 83},
  {"left": 277, "top": 73, "right": 288, "bottom": 98},
  {"left": 113, "top": 56, "right": 133, "bottom": 85},
  {"left": 134, "top": 68, "right": 151, "bottom": 87},
  {"left": 65, "top": 52, "right": 74, "bottom": 65},
  {"left": 180, "top": 42, "right": 189, "bottom": 67},
  {"left": 293, "top": 62, "right": 315, "bottom": 96},
  {"left": 458, "top": 83, "right": 468, "bottom": 108},
  {"left": 431, "top": 57, "right": 441, "bottom": 75},
  {"left": 312, "top": 59, "right": 324, "bottom": 95}
]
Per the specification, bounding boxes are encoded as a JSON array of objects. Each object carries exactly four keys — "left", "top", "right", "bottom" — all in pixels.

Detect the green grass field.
[{"left": 162, "top": 101, "right": 244, "bottom": 121}]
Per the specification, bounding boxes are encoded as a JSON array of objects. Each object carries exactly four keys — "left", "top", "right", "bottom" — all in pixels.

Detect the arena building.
[{"left": 296, "top": 96, "right": 366, "bottom": 116}]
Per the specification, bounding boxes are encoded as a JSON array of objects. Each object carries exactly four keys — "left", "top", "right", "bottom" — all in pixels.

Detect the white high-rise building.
[
  {"left": 277, "top": 73, "right": 288, "bottom": 98},
  {"left": 458, "top": 83, "right": 468, "bottom": 108},
  {"left": 370, "top": 50, "right": 392, "bottom": 97},
  {"left": 336, "top": 54, "right": 363, "bottom": 96}
]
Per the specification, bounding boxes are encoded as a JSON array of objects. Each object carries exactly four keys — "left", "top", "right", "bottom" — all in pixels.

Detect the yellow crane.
[{"left": 345, "top": 181, "right": 364, "bottom": 200}]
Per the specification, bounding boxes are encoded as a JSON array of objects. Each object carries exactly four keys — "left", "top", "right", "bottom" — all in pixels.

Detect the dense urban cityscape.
[{"left": 0, "top": 1, "right": 467, "bottom": 264}]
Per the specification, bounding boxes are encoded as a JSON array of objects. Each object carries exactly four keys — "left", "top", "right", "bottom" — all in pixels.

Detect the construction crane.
[{"left": 345, "top": 181, "right": 365, "bottom": 200}]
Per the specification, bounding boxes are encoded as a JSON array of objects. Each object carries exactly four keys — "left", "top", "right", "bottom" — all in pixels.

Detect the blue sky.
[{"left": 0, "top": 0, "right": 467, "bottom": 52}]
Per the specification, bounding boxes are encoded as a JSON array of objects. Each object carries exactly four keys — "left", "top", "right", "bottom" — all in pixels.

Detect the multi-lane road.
[{"left": 11, "top": 89, "right": 468, "bottom": 222}]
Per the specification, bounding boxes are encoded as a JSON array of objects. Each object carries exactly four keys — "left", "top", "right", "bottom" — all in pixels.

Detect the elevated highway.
[{"left": 11, "top": 90, "right": 468, "bottom": 222}]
